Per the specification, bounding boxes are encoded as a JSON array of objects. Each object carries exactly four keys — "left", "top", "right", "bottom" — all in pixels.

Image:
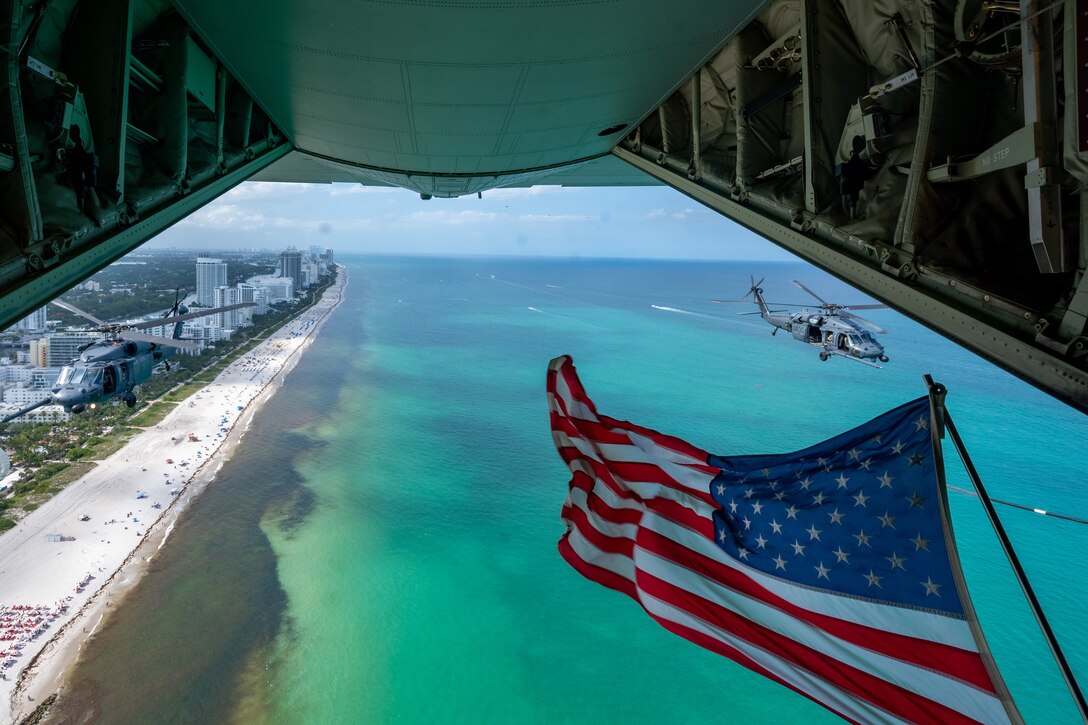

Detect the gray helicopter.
[
  {"left": 717, "top": 277, "right": 889, "bottom": 366},
  {"left": 2, "top": 297, "right": 253, "bottom": 420}
]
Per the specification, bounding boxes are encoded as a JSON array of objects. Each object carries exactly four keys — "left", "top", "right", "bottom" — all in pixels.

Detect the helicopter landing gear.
[
  {"left": 819, "top": 352, "right": 830, "bottom": 361},
  {"left": 125, "top": 394, "right": 137, "bottom": 408},
  {"left": 879, "top": 355, "right": 889, "bottom": 363}
]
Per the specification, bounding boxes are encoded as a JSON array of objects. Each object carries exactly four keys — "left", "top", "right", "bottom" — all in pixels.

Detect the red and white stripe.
[{"left": 547, "top": 356, "right": 1016, "bottom": 725}]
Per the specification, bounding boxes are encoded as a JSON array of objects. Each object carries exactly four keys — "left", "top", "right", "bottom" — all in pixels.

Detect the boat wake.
[
  {"left": 651, "top": 304, "right": 717, "bottom": 319},
  {"left": 650, "top": 304, "right": 760, "bottom": 328}
]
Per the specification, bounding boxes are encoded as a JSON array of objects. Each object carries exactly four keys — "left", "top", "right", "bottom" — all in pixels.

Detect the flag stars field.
[{"left": 922, "top": 576, "right": 943, "bottom": 596}]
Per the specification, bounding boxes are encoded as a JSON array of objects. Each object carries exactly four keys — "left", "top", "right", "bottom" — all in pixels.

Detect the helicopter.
[
  {"left": 2, "top": 296, "right": 254, "bottom": 421},
  {"left": 716, "top": 277, "right": 890, "bottom": 366}
]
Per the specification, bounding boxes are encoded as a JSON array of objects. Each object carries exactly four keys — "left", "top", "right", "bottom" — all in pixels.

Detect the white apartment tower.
[
  {"left": 196, "top": 258, "right": 227, "bottom": 307},
  {"left": 213, "top": 286, "right": 253, "bottom": 329},
  {"left": 11, "top": 306, "right": 47, "bottom": 332}
]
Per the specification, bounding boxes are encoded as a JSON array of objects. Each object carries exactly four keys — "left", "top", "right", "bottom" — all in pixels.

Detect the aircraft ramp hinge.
[
  {"left": 1069, "top": 337, "right": 1088, "bottom": 359},
  {"left": 23, "top": 237, "right": 70, "bottom": 272},
  {"left": 1033, "top": 327, "right": 1077, "bottom": 356}
]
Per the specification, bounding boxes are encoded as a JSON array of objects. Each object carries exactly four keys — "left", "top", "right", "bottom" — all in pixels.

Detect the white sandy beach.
[{"left": 0, "top": 267, "right": 345, "bottom": 724}]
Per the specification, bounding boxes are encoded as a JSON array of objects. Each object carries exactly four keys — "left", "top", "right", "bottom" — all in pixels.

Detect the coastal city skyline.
[{"left": 0, "top": 248, "right": 334, "bottom": 425}]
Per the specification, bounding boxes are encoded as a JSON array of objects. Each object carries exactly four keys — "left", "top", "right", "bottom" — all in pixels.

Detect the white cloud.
[
  {"left": 328, "top": 184, "right": 401, "bottom": 196},
  {"left": 179, "top": 203, "right": 375, "bottom": 232},
  {"left": 180, "top": 204, "right": 273, "bottom": 230},
  {"left": 516, "top": 214, "right": 597, "bottom": 223},
  {"left": 673, "top": 208, "right": 697, "bottom": 220},
  {"left": 400, "top": 210, "right": 507, "bottom": 225},
  {"left": 483, "top": 186, "right": 566, "bottom": 200},
  {"left": 222, "top": 182, "right": 318, "bottom": 201},
  {"left": 642, "top": 208, "right": 668, "bottom": 220}
]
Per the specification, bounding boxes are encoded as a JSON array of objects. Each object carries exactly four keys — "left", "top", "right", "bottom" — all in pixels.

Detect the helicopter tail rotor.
[
  {"left": 743, "top": 276, "right": 766, "bottom": 299},
  {"left": 169, "top": 288, "right": 182, "bottom": 317}
]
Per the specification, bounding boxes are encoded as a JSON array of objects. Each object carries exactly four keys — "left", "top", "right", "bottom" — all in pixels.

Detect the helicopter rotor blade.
[
  {"left": 127, "top": 302, "right": 256, "bottom": 330},
  {"left": 839, "top": 303, "right": 887, "bottom": 311},
  {"left": 838, "top": 309, "right": 887, "bottom": 334},
  {"left": 791, "top": 280, "right": 832, "bottom": 306},
  {"left": 51, "top": 299, "right": 106, "bottom": 327},
  {"left": 713, "top": 299, "right": 807, "bottom": 306},
  {"left": 123, "top": 331, "right": 204, "bottom": 351}
]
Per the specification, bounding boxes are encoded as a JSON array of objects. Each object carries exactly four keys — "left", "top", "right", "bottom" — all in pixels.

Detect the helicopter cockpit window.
[
  {"left": 844, "top": 333, "right": 876, "bottom": 351},
  {"left": 846, "top": 332, "right": 875, "bottom": 349},
  {"left": 57, "top": 366, "right": 77, "bottom": 385}
]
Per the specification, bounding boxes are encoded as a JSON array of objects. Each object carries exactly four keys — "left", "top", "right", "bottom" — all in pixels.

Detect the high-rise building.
[
  {"left": 14, "top": 306, "right": 48, "bottom": 332},
  {"left": 251, "top": 275, "right": 294, "bottom": 302},
  {"left": 196, "top": 257, "right": 227, "bottom": 307},
  {"left": 325, "top": 248, "right": 334, "bottom": 267},
  {"left": 213, "top": 286, "right": 254, "bottom": 329},
  {"left": 279, "top": 247, "right": 302, "bottom": 290},
  {"left": 47, "top": 333, "right": 100, "bottom": 367},
  {"left": 237, "top": 283, "right": 269, "bottom": 314},
  {"left": 29, "top": 338, "right": 49, "bottom": 367}
]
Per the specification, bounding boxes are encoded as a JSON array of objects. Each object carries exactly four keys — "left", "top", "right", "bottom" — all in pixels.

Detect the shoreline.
[{"left": 0, "top": 267, "right": 346, "bottom": 724}]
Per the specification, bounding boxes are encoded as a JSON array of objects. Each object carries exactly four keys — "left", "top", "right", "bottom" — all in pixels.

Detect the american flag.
[{"left": 548, "top": 356, "right": 1019, "bottom": 724}]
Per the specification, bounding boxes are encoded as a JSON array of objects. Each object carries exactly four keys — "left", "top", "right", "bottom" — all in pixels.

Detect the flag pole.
[{"left": 924, "top": 375, "right": 1088, "bottom": 722}]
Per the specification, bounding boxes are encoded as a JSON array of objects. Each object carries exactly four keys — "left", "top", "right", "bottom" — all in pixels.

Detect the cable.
[{"left": 944, "top": 483, "right": 1088, "bottom": 522}]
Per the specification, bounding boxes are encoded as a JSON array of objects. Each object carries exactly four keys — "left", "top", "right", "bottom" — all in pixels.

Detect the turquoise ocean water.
[{"left": 50, "top": 256, "right": 1088, "bottom": 724}]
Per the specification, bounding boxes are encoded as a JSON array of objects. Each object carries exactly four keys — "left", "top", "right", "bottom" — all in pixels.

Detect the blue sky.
[{"left": 151, "top": 181, "right": 796, "bottom": 261}]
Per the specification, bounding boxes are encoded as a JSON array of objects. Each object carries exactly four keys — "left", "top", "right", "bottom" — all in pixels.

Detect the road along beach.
[{"left": 0, "top": 267, "right": 345, "bottom": 724}]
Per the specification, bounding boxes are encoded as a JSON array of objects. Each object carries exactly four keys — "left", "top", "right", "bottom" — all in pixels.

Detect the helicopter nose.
[{"left": 53, "top": 387, "right": 84, "bottom": 407}]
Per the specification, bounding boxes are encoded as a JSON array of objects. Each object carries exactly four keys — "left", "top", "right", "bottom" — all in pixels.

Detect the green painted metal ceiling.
[{"left": 172, "top": 0, "right": 767, "bottom": 192}]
